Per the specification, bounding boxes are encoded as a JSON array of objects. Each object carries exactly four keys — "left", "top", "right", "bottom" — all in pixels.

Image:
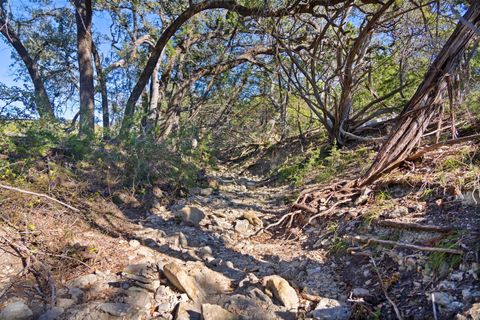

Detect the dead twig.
[
  {"left": 0, "top": 183, "right": 80, "bottom": 212},
  {"left": 408, "top": 133, "right": 480, "bottom": 161},
  {"left": 351, "top": 235, "right": 463, "bottom": 255},
  {"left": 374, "top": 220, "right": 455, "bottom": 234}
]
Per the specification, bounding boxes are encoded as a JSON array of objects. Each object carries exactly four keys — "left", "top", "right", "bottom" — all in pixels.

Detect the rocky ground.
[{"left": 0, "top": 161, "right": 479, "bottom": 319}]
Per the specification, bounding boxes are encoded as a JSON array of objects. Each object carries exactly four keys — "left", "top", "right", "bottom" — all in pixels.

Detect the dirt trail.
[{"left": 1, "top": 164, "right": 479, "bottom": 319}]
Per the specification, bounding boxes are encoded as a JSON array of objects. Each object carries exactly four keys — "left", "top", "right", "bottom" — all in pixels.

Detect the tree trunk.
[
  {"left": 148, "top": 62, "right": 160, "bottom": 129},
  {"left": 92, "top": 43, "right": 109, "bottom": 140},
  {"left": 74, "top": 0, "right": 95, "bottom": 137},
  {"left": 357, "top": 2, "right": 480, "bottom": 187},
  {"left": 0, "top": 6, "right": 54, "bottom": 119},
  {"left": 159, "top": 104, "right": 180, "bottom": 140}
]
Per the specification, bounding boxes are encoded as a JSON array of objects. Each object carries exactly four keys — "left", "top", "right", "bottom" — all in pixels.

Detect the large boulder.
[{"left": 0, "top": 302, "right": 33, "bottom": 320}]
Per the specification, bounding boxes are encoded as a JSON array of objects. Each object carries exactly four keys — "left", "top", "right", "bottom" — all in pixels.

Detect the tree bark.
[
  {"left": 357, "top": 1, "right": 480, "bottom": 186},
  {"left": 0, "top": 4, "right": 54, "bottom": 118},
  {"left": 148, "top": 61, "right": 160, "bottom": 128},
  {"left": 92, "top": 43, "right": 109, "bottom": 140},
  {"left": 74, "top": 0, "right": 95, "bottom": 137}
]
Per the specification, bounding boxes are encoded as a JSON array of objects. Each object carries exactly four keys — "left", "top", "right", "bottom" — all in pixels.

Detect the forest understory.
[
  {"left": 0, "top": 130, "right": 479, "bottom": 320},
  {"left": 1, "top": 0, "right": 480, "bottom": 319}
]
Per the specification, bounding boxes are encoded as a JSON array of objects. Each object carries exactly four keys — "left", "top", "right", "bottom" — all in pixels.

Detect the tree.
[
  {"left": 0, "top": 0, "right": 54, "bottom": 118},
  {"left": 117, "top": 0, "right": 348, "bottom": 138},
  {"left": 357, "top": 0, "right": 480, "bottom": 186},
  {"left": 74, "top": 0, "right": 95, "bottom": 137}
]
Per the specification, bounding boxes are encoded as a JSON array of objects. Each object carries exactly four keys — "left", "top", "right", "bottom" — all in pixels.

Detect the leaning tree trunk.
[
  {"left": 0, "top": 4, "right": 54, "bottom": 119},
  {"left": 74, "top": 0, "right": 95, "bottom": 138},
  {"left": 356, "top": 2, "right": 480, "bottom": 187},
  {"left": 92, "top": 43, "right": 110, "bottom": 140}
]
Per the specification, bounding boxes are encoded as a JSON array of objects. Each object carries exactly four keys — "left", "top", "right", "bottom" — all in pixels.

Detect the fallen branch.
[
  {"left": 0, "top": 184, "right": 80, "bottom": 212},
  {"left": 351, "top": 235, "right": 463, "bottom": 254},
  {"left": 408, "top": 133, "right": 480, "bottom": 161},
  {"left": 374, "top": 220, "right": 455, "bottom": 234}
]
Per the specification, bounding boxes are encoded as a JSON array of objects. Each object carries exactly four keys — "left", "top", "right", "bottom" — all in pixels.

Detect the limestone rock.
[
  {"left": 199, "top": 188, "right": 213, "bottom": 197},
  {"left": 38, "top": 307, "right": 64, "bottom": 320},
  {"left": 352, "top": 288, "right": 369, "bottom": 298},
  {"left": 129, "top": 239, "right": 141, "bottom": 248},
  {"left": 98, "top": 303, "right": 132, "bottom": 317},
  {"left": 175, "top": 302, "right": 201, "bottom": 320},
  {"left": 234, "top": 219, "right": 250, "bottom": 234},
  {"left": 262, "top": 275, "right": 299, "bottom": 310},
  {"left": 242, "top": 211, "right": 262, "bottom": 227},
  {"left": 201, "top": 304, "right": 237, "bottom": 320},
  {"left": 125, "top": 287, "right": 152, "bottom": 309},
  {"left": 66, "top": 274, "right": 98, "bottom": 289},
  {"left": 164, "top": 262, "right": 205, "bottom": 301},
  {"left": 68, "top": 287, "right": 83, "bottom": 302},
  {"left": 310, "top": 297, "right": 350, "bottom": 320},
  {"left": 189, "top": 262, "right": 232, "bottom": 295},
  {"left": 0, "top": 302, "right": 33, "bottom": 320},
  {"left": 177, "top": 206, "right": 206, "bottom": 226},
  {"left": 431, "top": 292, "right": 463, "bottom": 311},
  {"left": 56, "top": 298, "right": 75, "bottom": 309},
  {"left": 457, "top": 302, "right": 480, "bottom": 320}
]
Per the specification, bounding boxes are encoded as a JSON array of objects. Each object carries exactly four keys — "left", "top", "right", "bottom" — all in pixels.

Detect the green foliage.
[
  {"left": 427, "top": 233, "right": 463, "bottom": 277},
  {"left": 64, "top": 134, "right": 96, "bottom": 160},
  {"left": 0, "top": 120, "right": 64, "bottom": 157},
  {"left": 275, "top": 145, "right": 375, "bottom": 186}
]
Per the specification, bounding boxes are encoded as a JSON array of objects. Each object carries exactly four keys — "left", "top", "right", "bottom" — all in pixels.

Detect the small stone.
[
  {"left": 234, "top": 219, "right": 250, "bottom": 234},
  {"left": 199, "top": 188, "right": 213, "bottom": 197},
  {"left": 262, "top": 275, "right": 299, "bottom": 310},
  {"left": 352, "top": 288, "right": 370, "bottom": 298},
  {"left": 98, "top": 303, "right": 132, "bottom": 317},
  {"left": 431, "top": 292, "right": 453, "bottom": 306},
  {"left": 201, "top": 304, "right": 237, "bottom": 320},
  {"left": 430, "top": 291, "right": 463, "bottom": 312},
  {"left": 68, "top": 287, "right": 83, "bottom": 302},
  {"left": 56, "top": 298, "right": 75, "bottom": 309},
  {"left": 310, "top": 297, "right": 350, "bottom": 320},
  {"left": 176, "top": 206, "right": 206, "bottom": 226},
  {"left": 178, "top": 232, "right": 189, "bottom": 248},
  {"left": 198, "top": 246, "right": 213, "bottom": 256},
  {"left": 0, "top": 301, "right": 33, "bottom": 320},
  {"left": 225, "top": 261, "right": 234, "bottom": 269},
  {"left": 460, "top": 302, "right": 480, "bottom": 319},
  {"left": 135, "top": 279, "right": 161, "bottom": 292},
  {"left": 153, "top": 187, "right": 164, "bottom": 198},
  {"left": 123, "top": 263, "right": 151, "bottom": 277},
  {"left": 463, "top": 288, "right": 480, "bottom": 302},
  {"left": 129, "top": 239, "right": 141, "bottom": 248},
  {"left": 163, "top": 262, "right": 205, "bottom": 302},
  {"left": 383, "top": 206, "right": 408, "bottom": 218},
  {"left": 126, "top": 288, "right": 152, "bottom": 309},
  {"left": 450, "top": 271, "right": 463, "bottom": 281},
  {"left": 242, "top": 211, "right": 262, "bottom": 227},
  {"left": 175, "top": 302, "right": 201, "bottom": 320},
  {"left": 38, "top": 307, "right": 64, "bottom": 320},
  {"left": 66, "top": 274, "right": 98, "bottom": 289}
]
